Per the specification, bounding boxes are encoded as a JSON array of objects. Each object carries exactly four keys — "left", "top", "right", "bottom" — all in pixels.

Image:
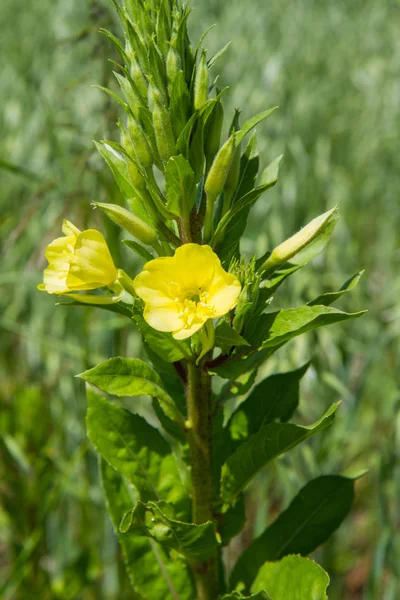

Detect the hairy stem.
[{"left": 186, "top": 360, "right": 219, "bottom": 599}]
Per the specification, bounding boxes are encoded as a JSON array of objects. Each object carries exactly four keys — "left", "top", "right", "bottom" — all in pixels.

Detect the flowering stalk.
[
  {"left": 38, "top": 1, "right": 365, "bottom": 598},
  {"left": 185, "top": 360, "right": 219, "bottom": 598}
]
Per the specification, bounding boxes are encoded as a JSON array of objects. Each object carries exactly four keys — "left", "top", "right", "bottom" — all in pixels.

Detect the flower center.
[{"left": 176, "top": 289, "right": 215, "bottom": 328}]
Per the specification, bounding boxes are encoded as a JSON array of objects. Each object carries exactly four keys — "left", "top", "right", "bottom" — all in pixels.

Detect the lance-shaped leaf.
[
  {"left": 249, "top": 305, "right": 366, "bottom": 348},
  {"left": 86, "top": 388, "right": 189, "bottom": 518},
  {"left": 100, "top": 459, "right": 194, "bottom": 600},
  {"left": 214, "top": 303, "right": 365, "bottom": 379},
  {"left": 217, "top": 496, "right": 246, "bottom": 547},
  {"left": 235, "top": 107, "right": 278, "bottom": 145},
  {"left": 221, "top": 403, "right": 339, "bottom": 504},
  {"left": 165, "top": 154, "right": 196, "bottom": 219},
  {"left": 232, "top": 132, "right": 259, "bottom": 204},
  {"left": 79, "top": 357, "right": 185, "bottom": 426},
  {"left": 307, "top": 270, "right": 364, "bottom": 307},
  {"left": 215, "top": 321, "right": 250, "bottom": 354},
  {"left": 229, "top": 363, "right": 310, "bottom": 441},
  {"left": 133, "top": 309, "right": 191, "bottom": 363},
  {"left": 212, "top": 180, "right": 279, "bottom": 266},
  {"left": 231, "top": 475, "right": 355, "bottom": 590},
  {"left": 120, "top": 500, "right": 218, "bottom": 560},
  {"left": 220, "top": 593, "right": 270, "bottom": 600},
  {"left": 95, "top": 141, "right": 135, "bottom": 199},
  {"left": 251, "top": 556, "right": 329, "bottom": 599},
  {"left": 122, "top": 239, "right": 155, "bottom": 262},
  {"left": 57, "top": 298, "right": 133, "bottom": 317}
]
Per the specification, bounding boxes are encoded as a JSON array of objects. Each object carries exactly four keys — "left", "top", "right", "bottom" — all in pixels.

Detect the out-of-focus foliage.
[{"left": 1, "top": 0, "right": 399, "bottom": 598}]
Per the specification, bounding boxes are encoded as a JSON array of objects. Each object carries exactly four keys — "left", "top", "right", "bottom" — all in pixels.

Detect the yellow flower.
[
  {"left": 134, "top": 243, "right": 241, "bottom": 340},
  {"left": 39, "top": 220, "right": 118, "bottom": 294}
]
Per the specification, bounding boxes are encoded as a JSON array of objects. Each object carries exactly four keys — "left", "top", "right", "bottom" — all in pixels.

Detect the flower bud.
[
  {"left": 92, "top": 202, "right": 157, "bottom": 245},
  {"left": 204, "top": 100, "right": 224, "bottom": 170},
  {"left": 166, "top": 45, "right": 181, "bottom": 93},
  {"left": 152, "top": 95, "right": 176, "bottom": 164},
  {"left": 127, "top": 116, "right": 153, "bottom": 169},
  {"left": 204, "top": 135, "right": 235, "bottom": 198},
  {"left": 223, "top": 143, "right": 241, "bottom": 213},
  {"left": 130, "top": 54, "right": 148, "bottom": 101},
  {"left": 259, "top": 207, "right": 339, "bottom": 275},
  {"left": 194, "top": 51, "right": 209, "bottom": 111},
  {"left": 39, "top": 222, "right": 118, "bottom": 295}
]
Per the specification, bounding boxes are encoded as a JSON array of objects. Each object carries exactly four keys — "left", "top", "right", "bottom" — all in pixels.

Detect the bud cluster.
[{"left": 97, "top": 0, "right": 234, "bottom": 248}]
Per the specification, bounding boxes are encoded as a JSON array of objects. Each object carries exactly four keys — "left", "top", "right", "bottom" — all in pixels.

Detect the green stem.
[{"left": 185, "top": 360, "right": 219, "bottom": 599}]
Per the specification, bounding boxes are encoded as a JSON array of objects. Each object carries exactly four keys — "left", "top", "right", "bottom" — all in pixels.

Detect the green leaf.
[
  {"left": 251, "top": 555, "right": 329, "bottom": 599},
  {"left": 232, "top": 132, "right": 259, "bottom": 204},
  {"left": 229, "top": 363, "right": 310, "bottom": 440},
  {"left": 235, "top": 107, "right": 278, "bottom": 145},
  {"left": 220, "top": 593, "right": 271, "bottom": 600},
  {"left": 308, "top": 271, "right": 364, "bottom": 307},
  {"left": 122, "top": 239, "right": 155, "bottom": 262},
  {"left": 220, "top": 403, "right": 339, "bottom": 504},
  {"left": 249, "top": 305, "right": 366, "bottom": 347},
  {"left": 120, "top": 500, "right": 218, "bottom": 560},
  {"left": 93, "top": 84, "right": 129, "bottom": 114},
  {"left": 170, "top": 71, "right": 191, "bottom": 138},
  {"left": 100, "top": 459, "right": 194, "bottom": 600},
  {"left": 207, "top": 41, "right": 232, "bottom": 69},
  {"left": 94, "top": 141, "right": 135, "bottom": 199},
  {"left": 138, "top": 107, "right": 163, "bottom": 170},
  {"left": 212, "top": 180, "right": 279, "bottom": 265},
  {"left": 57, "top": 298, "right": 133, "bottom": 317},
  {"left": 231, "top": 475, "right": 355, "bottom": 590},
  {"left": 215, "top": 321, "right": 250, "bottom": 354},
  {"left": 79, "top": 357, "right": 185, "bottom": 426},
  {"left": 133, "top": 310, "right": 191, "bottom": 363},
  {"left": 86, "top": 388, "right": 189, "bottom": 518},
  {"left": 214, "top": 304, "right": 365, "bottom": 380},
  {"left": 176, "top": 113, "right": 198, "bottom": 159},
  {"left": 165, "top": 154, "right": 196, "bottom": 218},
  {"left": 218, "top": 496, "right": 246, "bottom": 546},
  {"left": 260, "top": 155, "right": 284, "bottom": 187}
]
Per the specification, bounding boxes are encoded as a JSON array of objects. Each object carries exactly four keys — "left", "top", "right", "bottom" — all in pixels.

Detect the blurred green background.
[{"left": 1, "top": 0, "right": 399, "bottom": 598}]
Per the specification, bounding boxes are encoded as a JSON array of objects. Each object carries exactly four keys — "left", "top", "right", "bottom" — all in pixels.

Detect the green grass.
[{"left": 1, "top": 0, "right": 399, "bottom": 598}]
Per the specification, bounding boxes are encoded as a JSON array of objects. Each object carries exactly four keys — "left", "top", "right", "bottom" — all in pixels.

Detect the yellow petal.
[
  {"left": 67, "top": 230, "right": 117, "bottom": 289},
  {"left": 134, "top": 257, "right": 178, "bottom": 305},
  {"left": 172, "top": 319, "right": 207, "bottom": 340},
  {"left": 143, "top": 304, "right": 184, "bottom": 332},
  {"left": 172, "top": 244, "right": 216, "bottom": 292},
  {"left": 208, "top": 271, "right": 241, "bottom": 316},
  {"left": 44, "top": 235, "right": 76, "bottom": 263},
  {"left": 62, "top": 219, "right": 81, "bottom": 236}
]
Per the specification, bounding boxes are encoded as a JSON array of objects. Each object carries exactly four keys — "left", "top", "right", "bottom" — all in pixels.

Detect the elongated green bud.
[
  {"left": 93, "top": 202, "right": 157, "bottom": 245},
  {"left": 120, "top": 128, "right": 135, "bottom": 157},
  {"left": 166, "top": 45, "right": 181, "bottom": 93},
  {"left": 152, "top": 95, "right": 176, "bottom": 164},
  {"left": 127, "top": 116, "right": 153, "bottom": 169},
  {"left": 259, "top": 207, "right": 339, "bottom": 275},
  {"left": 204, "top": 100, "right": 224, "bottom": 169},
  {"left": 204, "top": 135, "right": 235, "bottom": 197},
  {"left": 223, "top": 111, "right": 242, "bottom": 212},
  {"left": 130, "top": 54, "right": 148, "bottom": 101},
  {"left": 126, "top": 156, "right": 146, "bottom": 190},
  {"left": 194, "top": 51, "right": 209, "bottom": 111},
  {"left": 223, "top": 145, "right": 240, "bottom": 208}
]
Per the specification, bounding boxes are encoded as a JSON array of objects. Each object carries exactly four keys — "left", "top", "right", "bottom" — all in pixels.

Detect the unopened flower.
[
  {"left": 39, "top": 220, "right": 118, "bottom": 294},
  {"left": 133, "top": 243, "right": 241, "bottom": 340}
]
